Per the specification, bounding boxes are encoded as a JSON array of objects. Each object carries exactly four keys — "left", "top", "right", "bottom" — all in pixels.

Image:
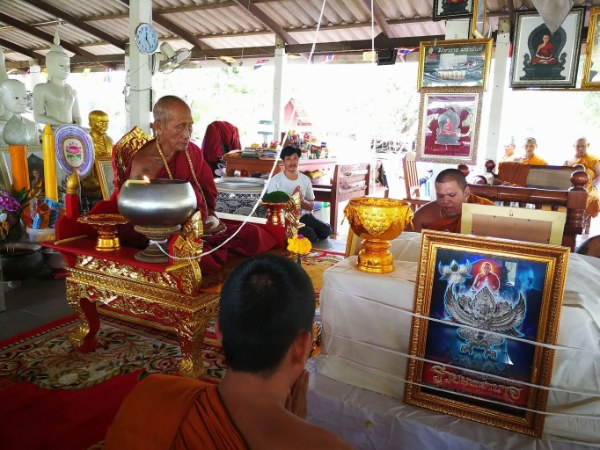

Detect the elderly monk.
[
  {"left": 410, "top": 168, "right": 494, "bottom": 233},
  {"left": 520, "top": 137, "right": 547, "bottom": 165},
  {"left": 126, "top": 95, "right": 277, "bottom": 273},
  {"left": 565, "top": 137, "right": 600, "bottom": 218},
  {"left": 105, "top": 254, "right": 352, "bottom": 450}
]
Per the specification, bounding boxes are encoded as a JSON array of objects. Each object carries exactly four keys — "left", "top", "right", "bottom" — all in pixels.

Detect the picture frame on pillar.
[
  {"left": 510, "top": 7, "right": 584, "bottom": 89},
  {"left": 404, "top": 231, "right": 569, "bottom": 437},
  {"left": 432, "top": 0, "right": 473, "bottom": 21},
  {"left": 582, "top": 7, "right": 600, "bottom": 89},
  {"left": 416, "top": 89, "right": 482, "bottom": 165},
  {"left": 418, "top": 39, "right": 493, "bottom": 90}
]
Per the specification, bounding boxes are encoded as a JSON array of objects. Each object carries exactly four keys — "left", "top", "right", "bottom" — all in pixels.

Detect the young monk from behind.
[{"left": 105, "top": 254, "right": 352, "bottom": 450}]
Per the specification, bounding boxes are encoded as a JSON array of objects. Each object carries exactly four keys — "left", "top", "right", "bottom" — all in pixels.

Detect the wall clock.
[{"left": 134, "top": 23, "right": 159, "bottom": 55}]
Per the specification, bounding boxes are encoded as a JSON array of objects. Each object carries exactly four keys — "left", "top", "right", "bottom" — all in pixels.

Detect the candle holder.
[{"left": 77, "top": 214, "right": 128, "bottom": 251}]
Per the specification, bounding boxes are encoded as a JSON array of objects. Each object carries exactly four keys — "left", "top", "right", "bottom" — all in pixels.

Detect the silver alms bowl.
[{"left": 117, "top": 178, "right": 197, "bottom": 227}]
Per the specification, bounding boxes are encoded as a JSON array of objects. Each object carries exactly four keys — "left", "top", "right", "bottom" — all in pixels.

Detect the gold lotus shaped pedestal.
[
  {"left": 344, "top": 197, "right": 413, "bottom": 274},
  {"left": 262, "top": 202, "right": 287, "bottom": 226},
  {"left": 77, "top": 214, "right": 128, "bottom": 251},
  {"left": 133, "top": 224, "right": 181, "bottom": 263}
]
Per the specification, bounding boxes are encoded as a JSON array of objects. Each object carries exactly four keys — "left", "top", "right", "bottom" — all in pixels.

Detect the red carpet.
[{"left": 0, "top": 249, "right": 343, "bottom": 450}]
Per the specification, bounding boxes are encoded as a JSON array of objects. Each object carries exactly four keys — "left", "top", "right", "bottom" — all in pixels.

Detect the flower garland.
[{"left": 287, "top": 234, "right": 312, "bottom": 264}]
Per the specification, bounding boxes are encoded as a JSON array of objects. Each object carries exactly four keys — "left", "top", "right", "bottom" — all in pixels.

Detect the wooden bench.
[
  {"left": 313, "top": 163, "right": 370, "bottom": 235},
  {"left": 468, "top": 170, "right": 589, "bottom": 251}
]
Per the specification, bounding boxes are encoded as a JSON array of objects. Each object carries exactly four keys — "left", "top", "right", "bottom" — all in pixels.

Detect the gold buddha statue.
[{"left": 81, "top": 110, "right": 114, "bottom": 201}]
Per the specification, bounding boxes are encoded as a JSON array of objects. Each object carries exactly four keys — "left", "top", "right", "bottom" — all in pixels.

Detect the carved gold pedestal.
[
  {"left": 133, "top": 224, "right": 181, "bottom": 263},
  {"left": 65, "top": 253, "right": 218, "bottom": 379},
  {"left": 77, "top": 214, "right": 128, "bottom": 251}
]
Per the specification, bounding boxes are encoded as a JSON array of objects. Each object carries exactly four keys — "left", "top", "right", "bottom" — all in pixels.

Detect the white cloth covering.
[{"left": 317, "top": 232, "right": 600, "bottom": 445}]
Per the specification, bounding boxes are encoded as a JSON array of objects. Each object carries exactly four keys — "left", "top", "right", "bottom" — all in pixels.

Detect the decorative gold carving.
[
  {"left": 170, "top": 211, "right": 204, "bottom": 295},
  {"left": 66, "top": 262, "right": 220, "bottom": 378},
  {"left": 285, "top": 191, "right": 303, "bottom": 239}
]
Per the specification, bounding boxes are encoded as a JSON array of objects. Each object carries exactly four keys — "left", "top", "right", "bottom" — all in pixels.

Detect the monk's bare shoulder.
[{"left": 411, "top": 200, "right": 439, "bottom": 232}]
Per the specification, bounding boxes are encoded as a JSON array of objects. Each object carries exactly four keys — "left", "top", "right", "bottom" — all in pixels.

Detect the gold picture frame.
[
  {"left": 418, "top": 39, "right": 493, "bottom": 91},
  {"left": 96, "top": 159, "right": 116, "bottom": 200},
  {"left": 470, "top": 0, "right": 487, "bottom": 39},
  {"left": 582, "top": 7, "right": 600, "bottom": 89},
  {"left": 416, "top": 89, "right": 482, "bottom": 165},
  {"left": 404, "top": 230, "right": 569, "bottom": 437}
]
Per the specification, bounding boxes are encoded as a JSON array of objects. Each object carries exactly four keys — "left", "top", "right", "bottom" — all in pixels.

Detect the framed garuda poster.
[{"left": 405, "top": 231, "right": 569, "bottom": 437}]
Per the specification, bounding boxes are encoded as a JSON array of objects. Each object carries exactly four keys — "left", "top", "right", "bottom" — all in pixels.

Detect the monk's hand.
[
  {"left": 285, "top": 369, "right": 309, "bottom": 419},
  {"left": 203, "top": 215, "right": 225, "bottom": 235}
]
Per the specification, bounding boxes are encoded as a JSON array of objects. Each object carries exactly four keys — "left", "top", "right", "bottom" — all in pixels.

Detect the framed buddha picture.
[
  {"left": 510, "top": 8, "right": 584, "bottom": 88},
  {"left": 416, "top": 90, "right": 481, "bottom": 165},
  {"left": 582, "top": 7, "right": 600, "bottom": 89},
  {"left": 404, "top": 231, "right": 569, "bottom": 437}
]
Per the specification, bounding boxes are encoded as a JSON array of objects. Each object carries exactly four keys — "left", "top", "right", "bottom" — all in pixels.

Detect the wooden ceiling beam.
[
  {"left": 231, "top": 0, "right": 299, "bottom": 45},
  {"left": 0, "top": 12, "right": 95, "bottom": 58},
  {"left": 0, "top": 38, "right": 43, "bottom": 61},
  {"left": 358, "top": 0, "right": 398, "bottom": 39},
  {"left": 21, "top": 0, "right": 126, "bottom": 50}
]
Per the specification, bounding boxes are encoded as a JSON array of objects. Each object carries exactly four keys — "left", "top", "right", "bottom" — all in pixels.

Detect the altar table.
[
  {"left": 315, "top": 232, "right": 600, "bottom": 446},
  {"left": 43, "top": 236, "right": 220, "bottom": 379},
  {"left": 224, "top": 156, "right": 336, "bottom": 179}
]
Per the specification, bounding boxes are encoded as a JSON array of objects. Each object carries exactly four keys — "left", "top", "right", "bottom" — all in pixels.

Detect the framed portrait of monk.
[
  {"left": 416, "top": 90, "right": 481, "bottom": 165},
  {"left": 582, "top": 7, "right": 600, "bottom": 89},
  {"left": 510, "top": 8, "right": 584, "bottom": 88},
  {"left": 96, "top": 159, "right": 116, "bottom": 200},
  {"left": 404, "top": 231, "right": 569, "bottom": 437}
]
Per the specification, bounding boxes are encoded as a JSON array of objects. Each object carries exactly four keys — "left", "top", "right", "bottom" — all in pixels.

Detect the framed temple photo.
[
  {"left": 416, "top": 90, "right": 482, "bottom": 165},
  {"left": 418, "top": 39, "right": 492, "bottom": 90},
  {"left": 582, "top": 7, "right": 600, "bottom": 89},
  {"left": 96, "top": 159, "right": 116, "bottom": 200},
  {"left": 432, "top": 0, "right": 473, "bottom": 21},
  {"left": 510, "top": 8, "right": 584, "bottom": 88},
  {"left": 404, "top": 231, "right": 569, "bottom": 437}
]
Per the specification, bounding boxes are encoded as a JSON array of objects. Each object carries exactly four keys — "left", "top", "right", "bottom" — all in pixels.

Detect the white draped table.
[{"left": 308, "top": 232, "right": 600, "bottom": 448}]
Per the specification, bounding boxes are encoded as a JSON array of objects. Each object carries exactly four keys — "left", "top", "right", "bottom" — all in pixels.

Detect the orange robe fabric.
[
  {"left": 568, "top": 153, "right": 600, "bottom": 218},
  {"left": 424, "top": 194, "right": 495, "bottom": 233},
  {"left": 105, "top": 374, "right": 247, "bottom": 450},
  {"left": 521, "top": 154, "right": 548, "bottom": 166}
]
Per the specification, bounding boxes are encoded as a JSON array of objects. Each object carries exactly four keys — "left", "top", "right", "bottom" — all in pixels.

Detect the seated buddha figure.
[
  {"left": 0, "top": 79, "right": 39, "bottom": 147},
  {"left": 33, "top": 33, "right": 81, "bottom": 127}
]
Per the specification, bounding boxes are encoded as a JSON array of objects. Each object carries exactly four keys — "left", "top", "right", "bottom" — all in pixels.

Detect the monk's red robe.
[
  {"left": 105, "top": 374, "right": 247, "bottom": 450},
  {"left": 120, "top": 141, "right": 278, "bottom": 273},
  {"left": 201, "top": 121, "right": 241, "bottom": 172},
  {"left": 424, "top": 193, "right": 495, "bottom": 233}
]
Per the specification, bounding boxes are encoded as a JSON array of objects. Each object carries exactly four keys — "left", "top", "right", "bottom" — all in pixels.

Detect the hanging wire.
[{"left": 152, "top": 0, "right": 331, "bottom": 262}]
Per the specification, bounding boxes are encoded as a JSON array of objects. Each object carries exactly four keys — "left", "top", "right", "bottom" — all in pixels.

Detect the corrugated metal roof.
[{"left": 0, "top": 0, "right": 598, "bottom": 70}]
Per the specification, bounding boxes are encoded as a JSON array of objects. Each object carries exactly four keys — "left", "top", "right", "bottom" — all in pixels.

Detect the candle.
[{"left": 42, "top": 125, "right": 58, "bottom": 201}]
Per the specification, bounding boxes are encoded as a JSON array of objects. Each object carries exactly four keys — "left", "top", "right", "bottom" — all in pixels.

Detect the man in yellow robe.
[
  {"left": 105, "top": 254, "right": 352, "bottom": 450},
  {"left": 565, "top": 137, "right": 600, "bottom": 218},
  {"left": 520, "top": 137, "right": 548, "bottom": 165},
  {"left": 410, "top": 168, "right": 494, "bottom": 233}
]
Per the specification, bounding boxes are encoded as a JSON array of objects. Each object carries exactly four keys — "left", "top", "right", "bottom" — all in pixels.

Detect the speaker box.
[{"left": 376, "top": 48, "right": 397, "bottom": 66}]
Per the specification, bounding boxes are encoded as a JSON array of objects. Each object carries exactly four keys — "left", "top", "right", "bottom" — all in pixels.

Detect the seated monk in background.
[
  {"left": 565, "top": 137, "right": 600, "bottom": 219},
  {"left": 519, "top": 137, "right": 547, "bottom": 165},
  {"left": 105, "top": 254, "right": 352, "bottom": 450},
  {"left": 126, "top": 95, "right": 277, "bottom": 273},
  {"left": 410, "top": 168, "right": 494, "bottom": 233}
]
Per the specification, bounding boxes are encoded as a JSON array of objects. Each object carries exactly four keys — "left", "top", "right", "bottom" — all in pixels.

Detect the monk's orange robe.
[
  {"left": 424, "top": 193, "right": 495, "bottom": 233},
  {"left": 521, "top": 154, "right": 548, "bottom": 166},
  {"left": 105, "top": 374, "right": 247, "bottom": 450}
]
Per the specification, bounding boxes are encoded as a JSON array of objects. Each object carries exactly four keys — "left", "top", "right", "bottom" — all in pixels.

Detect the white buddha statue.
[
  {"left": 33, "top": 33, "right": 81, "bottom": 126},
  {"left": 0, "top": 79, "right": 39, "bottom": 146}
]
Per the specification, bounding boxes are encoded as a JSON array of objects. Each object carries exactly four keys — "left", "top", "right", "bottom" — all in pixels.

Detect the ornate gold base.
[
  {"left": 263, "top": 202, "right": 286, "bottom": 226},
  {"left": 134, "top": 224, "right": 181, "bottom": 263},
  {"left": 96, "top": 236, "right": 120, "bottom": 252},
  {"left": 357, "top": 239, "right": 394, "bottom": 274}
]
